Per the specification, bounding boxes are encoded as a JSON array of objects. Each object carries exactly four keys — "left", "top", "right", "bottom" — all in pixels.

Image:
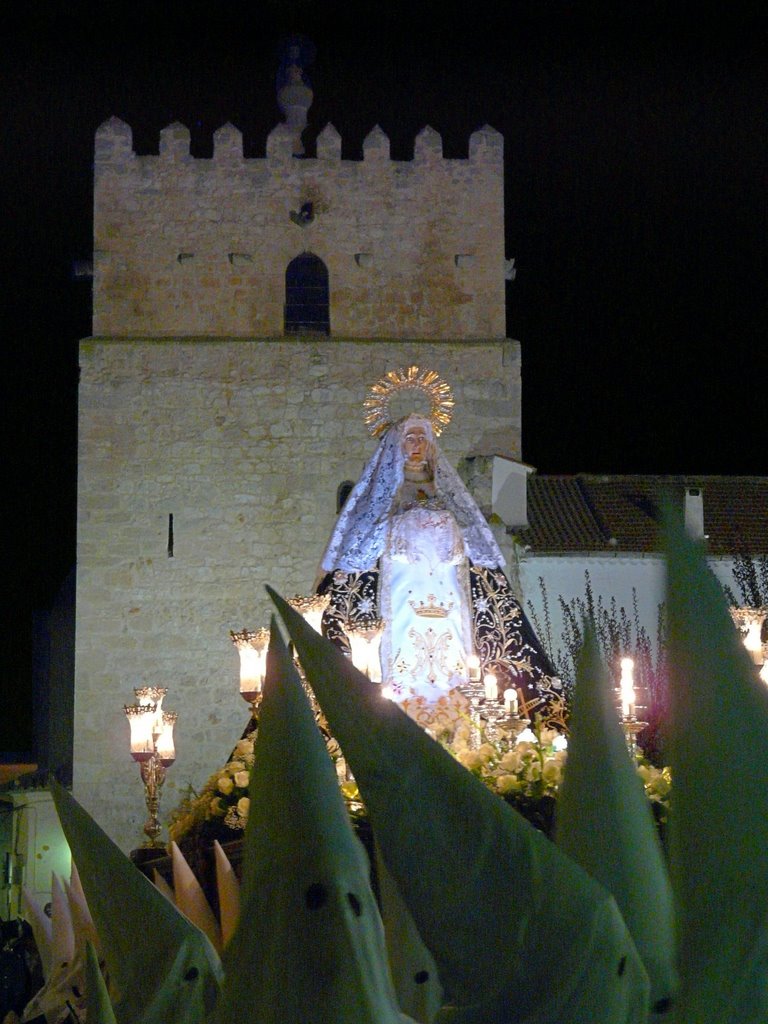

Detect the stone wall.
[
  {"left": 93, "top": 118, "right": 505, "bottom": 340},
  {"left": 74, "top": 337, "right": 521, "bottom": 851}
]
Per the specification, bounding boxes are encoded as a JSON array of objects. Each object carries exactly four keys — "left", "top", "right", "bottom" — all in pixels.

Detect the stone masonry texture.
[
  {"left": 93, "top": 118, "right": 505, "bottom": 340},
  {"left": 76, "top": 115, "right": 520, "bottom": 852}
]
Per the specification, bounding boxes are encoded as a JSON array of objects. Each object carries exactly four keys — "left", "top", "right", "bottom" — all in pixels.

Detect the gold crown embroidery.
[{"left": 409, "top": 594, "right": 453, "bottom": 618}]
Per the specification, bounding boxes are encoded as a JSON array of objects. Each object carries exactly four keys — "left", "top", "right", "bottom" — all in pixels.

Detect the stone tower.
[{"left": 75, "top": 55, "right": 521, "bottom": 850}]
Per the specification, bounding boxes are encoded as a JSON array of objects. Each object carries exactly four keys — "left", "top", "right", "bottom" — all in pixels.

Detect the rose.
[
  {"left": 499, "top": 750, "right": 522, "bottom": 772},
  {"left": 217, "top": 776, "right": 234, "bottom": 795},
  {"left": 227, "top": 761, "right": 245, "bottom": 772},
  {"left": 233, "top": 739, "right": 254, "bottom": 756},
  {"left": 457, "top": 750, "right": 485, "bottom": 771},
  {"left": 237, "top": 797, "right": 250, "bottom": 817},
  {"left": 495, "top": 774, "right": 521, "bottom": 795},
  {"left": 477, "top": 743, "right": 497, "bottom": 764},
  {"left": 233, "top": 770, "right": 250, "bottom": 789}
]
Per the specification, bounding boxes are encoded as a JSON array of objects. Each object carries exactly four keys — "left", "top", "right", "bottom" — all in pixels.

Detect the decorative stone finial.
[{"left": 276, "top": 36, "right": 315, "bottom": 156}]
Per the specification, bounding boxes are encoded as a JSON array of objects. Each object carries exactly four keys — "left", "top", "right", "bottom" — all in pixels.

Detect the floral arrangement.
[
  {"left": 450, "top": 719, "right": 671, "bottom": 837},
  {"left": 168, "top": 736, "right": 255, "bottom": 845},
  {"left": 168, "top": 719, "right": 671, "bottom": 847}
]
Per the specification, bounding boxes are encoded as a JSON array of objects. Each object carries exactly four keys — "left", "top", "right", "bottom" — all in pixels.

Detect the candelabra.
[
  {"left": 617, "top": 657, "right": 648, "bottom": 755},
  {"left": 230, "top": 627, "right": 270, "bottom": 715},
  {"left": 287, "top": 593, "right": 331, "bottom": 634},
  {"left": 123, "top": 687, "right": 177, "bottom": 849},
  {"left": 345, "top": 619, "right": 385, "bottom": 683},
  {"left": 462, "top": 667, "right": 532, "bottom": 746}
]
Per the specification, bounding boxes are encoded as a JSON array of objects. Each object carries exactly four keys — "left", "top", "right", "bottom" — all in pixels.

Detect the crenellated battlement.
[
  {"left": 94, "top": 116, "right": 503, "bottom": 166},
  {"left": 93, "top": 116, "right": 506, "bottom": 339}
]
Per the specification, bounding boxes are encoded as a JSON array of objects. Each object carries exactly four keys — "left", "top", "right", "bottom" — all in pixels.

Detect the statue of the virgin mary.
[{"left": 316, "top": 368, "right": 559, "bottom": 723}]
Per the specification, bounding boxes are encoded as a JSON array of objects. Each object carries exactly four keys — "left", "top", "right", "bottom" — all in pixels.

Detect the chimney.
[
  {"left": 684, "top": 486, "right": 704, "bottom": 539},
  {"left": 492, "top": 457, "right": 533, "bottom": 529}
]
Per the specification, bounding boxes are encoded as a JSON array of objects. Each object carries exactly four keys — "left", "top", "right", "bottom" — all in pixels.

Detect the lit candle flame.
[
  {"left": 619, "top": 656, "right": 635, "bottom": 720},
  {"left": 483, "top": 672, "right": 498, "bottom": 701}
]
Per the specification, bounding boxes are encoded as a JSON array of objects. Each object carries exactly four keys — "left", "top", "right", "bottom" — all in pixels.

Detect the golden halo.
[{"left": 363, "top": 366, "right": 454, "bottom": 438}]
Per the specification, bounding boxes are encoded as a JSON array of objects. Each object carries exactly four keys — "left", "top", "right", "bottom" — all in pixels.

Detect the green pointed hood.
[
  {"left": 85, "top": 939, "right": 117, "bottom": 1024},
  {"left": 665, "top": 512, "right": 768, "bottom": 1022},
  {"left": 51, "top": 781, "right": 222, "bottom": 1024},
  {"left": 555, "top": 629, "right": 676, "bottom": 1014},
  {"left": 211, "top": 619, "right": 407, "bottom": 1024},
  {"left": 269, "top": 588, "right": 649, "bottom": 1023}
]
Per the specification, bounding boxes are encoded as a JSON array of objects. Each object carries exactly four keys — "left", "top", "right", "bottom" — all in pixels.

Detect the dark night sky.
[{"left": 2, "top": 3, "right": 766, "bottom": 751}]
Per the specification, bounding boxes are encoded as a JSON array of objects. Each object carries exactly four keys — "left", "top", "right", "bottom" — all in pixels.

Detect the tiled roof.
[{"left": 521, "top": 475, "right": 768, "bottom": 556}]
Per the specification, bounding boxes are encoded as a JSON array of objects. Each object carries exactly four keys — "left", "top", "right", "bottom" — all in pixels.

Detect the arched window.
[{"left": 284, "top": 253, "right": 330, "bottom": 335}]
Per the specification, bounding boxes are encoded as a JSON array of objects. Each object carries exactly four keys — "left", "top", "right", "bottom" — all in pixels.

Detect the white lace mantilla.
[{"left": 319, "top": 417, "right": 504, "bottom": 573}]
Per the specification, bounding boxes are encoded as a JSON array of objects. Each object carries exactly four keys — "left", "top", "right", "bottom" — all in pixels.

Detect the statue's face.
[{"left": 402, "top": 424, "right": 430, "bottom": 466}]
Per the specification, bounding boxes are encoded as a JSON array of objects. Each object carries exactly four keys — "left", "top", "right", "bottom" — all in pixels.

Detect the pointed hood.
[
  {"left": 152, "top": 866, "right": 177, "bottom": 905},
  {"left": 269, "top": 587, "right": 649, "bottom": 1023},
  {"left": 85, "top": 939, "right": 118, "bottom": 1024},
  {"left": 665, "top": 512, "right": 768, "bottom": 1022},
  {"left": 212, "top": 619, "right": 407, "bottom": 1024},
  {"left": 170, "top": 841, "right": 223, "bottom": 953},
  {"left": 555, "top": 630, "right": 676, "bottom": 1014},
  {"left": 67, "top": 861, "right": 99, "bottom": 958},
  {"left": 375, "top": 845, "right": 443, "bottom": 1023},
  {"left": 51, "top": 781, "right": 222, "bottom": 1024},
  {"left": 212, "top": 841, "right": 240, "bottom": 949},
  {"left": 50, "top": 873, "right": 75, "bottom": 968},
  {"left": 22, "top": 886, "right": 53, "bottom": 981}
]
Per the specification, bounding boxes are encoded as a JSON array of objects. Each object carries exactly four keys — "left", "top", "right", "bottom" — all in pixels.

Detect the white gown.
[{"left": 379, "top": 500, "right": 475, "bottom": 701}]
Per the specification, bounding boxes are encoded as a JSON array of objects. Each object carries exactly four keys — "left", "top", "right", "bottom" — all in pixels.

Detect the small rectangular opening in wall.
[{"left": 167, "top": 514, "right": 174, "bottom": 557}]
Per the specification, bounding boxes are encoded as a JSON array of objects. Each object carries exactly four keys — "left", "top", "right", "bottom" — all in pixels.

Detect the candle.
[
  {"left": 483, "top": 672, "right": 498, "bottom": 700},
  {"left": 745, "top": 620, "right": 764, "bottom": 665},
  {"left": 467, "top": 654, "right": 481, "bottom": 682},
  {"left": 503, "top": 687, "right": 518, "bottom": 714},
  {"left": 619, "top": 656, "right": 636, "bottom": 719}
]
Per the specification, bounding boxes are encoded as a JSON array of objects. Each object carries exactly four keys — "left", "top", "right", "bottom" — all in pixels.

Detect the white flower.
[
  {"left": 237, "top": 796, "right": 250, "bottom": 817},
  {"left": 234, "top": 770, "right": 250, "bottom": 789},
  {"left": 499, "top": 749, "right": 522, "bottom": 772},
  {"left": 217, "top": 776, "right": 234, "bottom": 795},
  {"left": 495, "top": 774, "right": 521, "bottom": 795},
  {"left": 234, "top": 738, "right": 254, "bottom": 756},
  {"left": 477, "top": 743, "right": 496, "bottom": 764},
  {"left": 457, "top": 750, "right": 485, "bottom": 771}
]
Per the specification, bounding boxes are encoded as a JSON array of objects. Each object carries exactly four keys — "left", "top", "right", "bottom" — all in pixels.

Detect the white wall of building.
[{"left": 519, "top": 551, "right": 740, "bottom": 675}]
